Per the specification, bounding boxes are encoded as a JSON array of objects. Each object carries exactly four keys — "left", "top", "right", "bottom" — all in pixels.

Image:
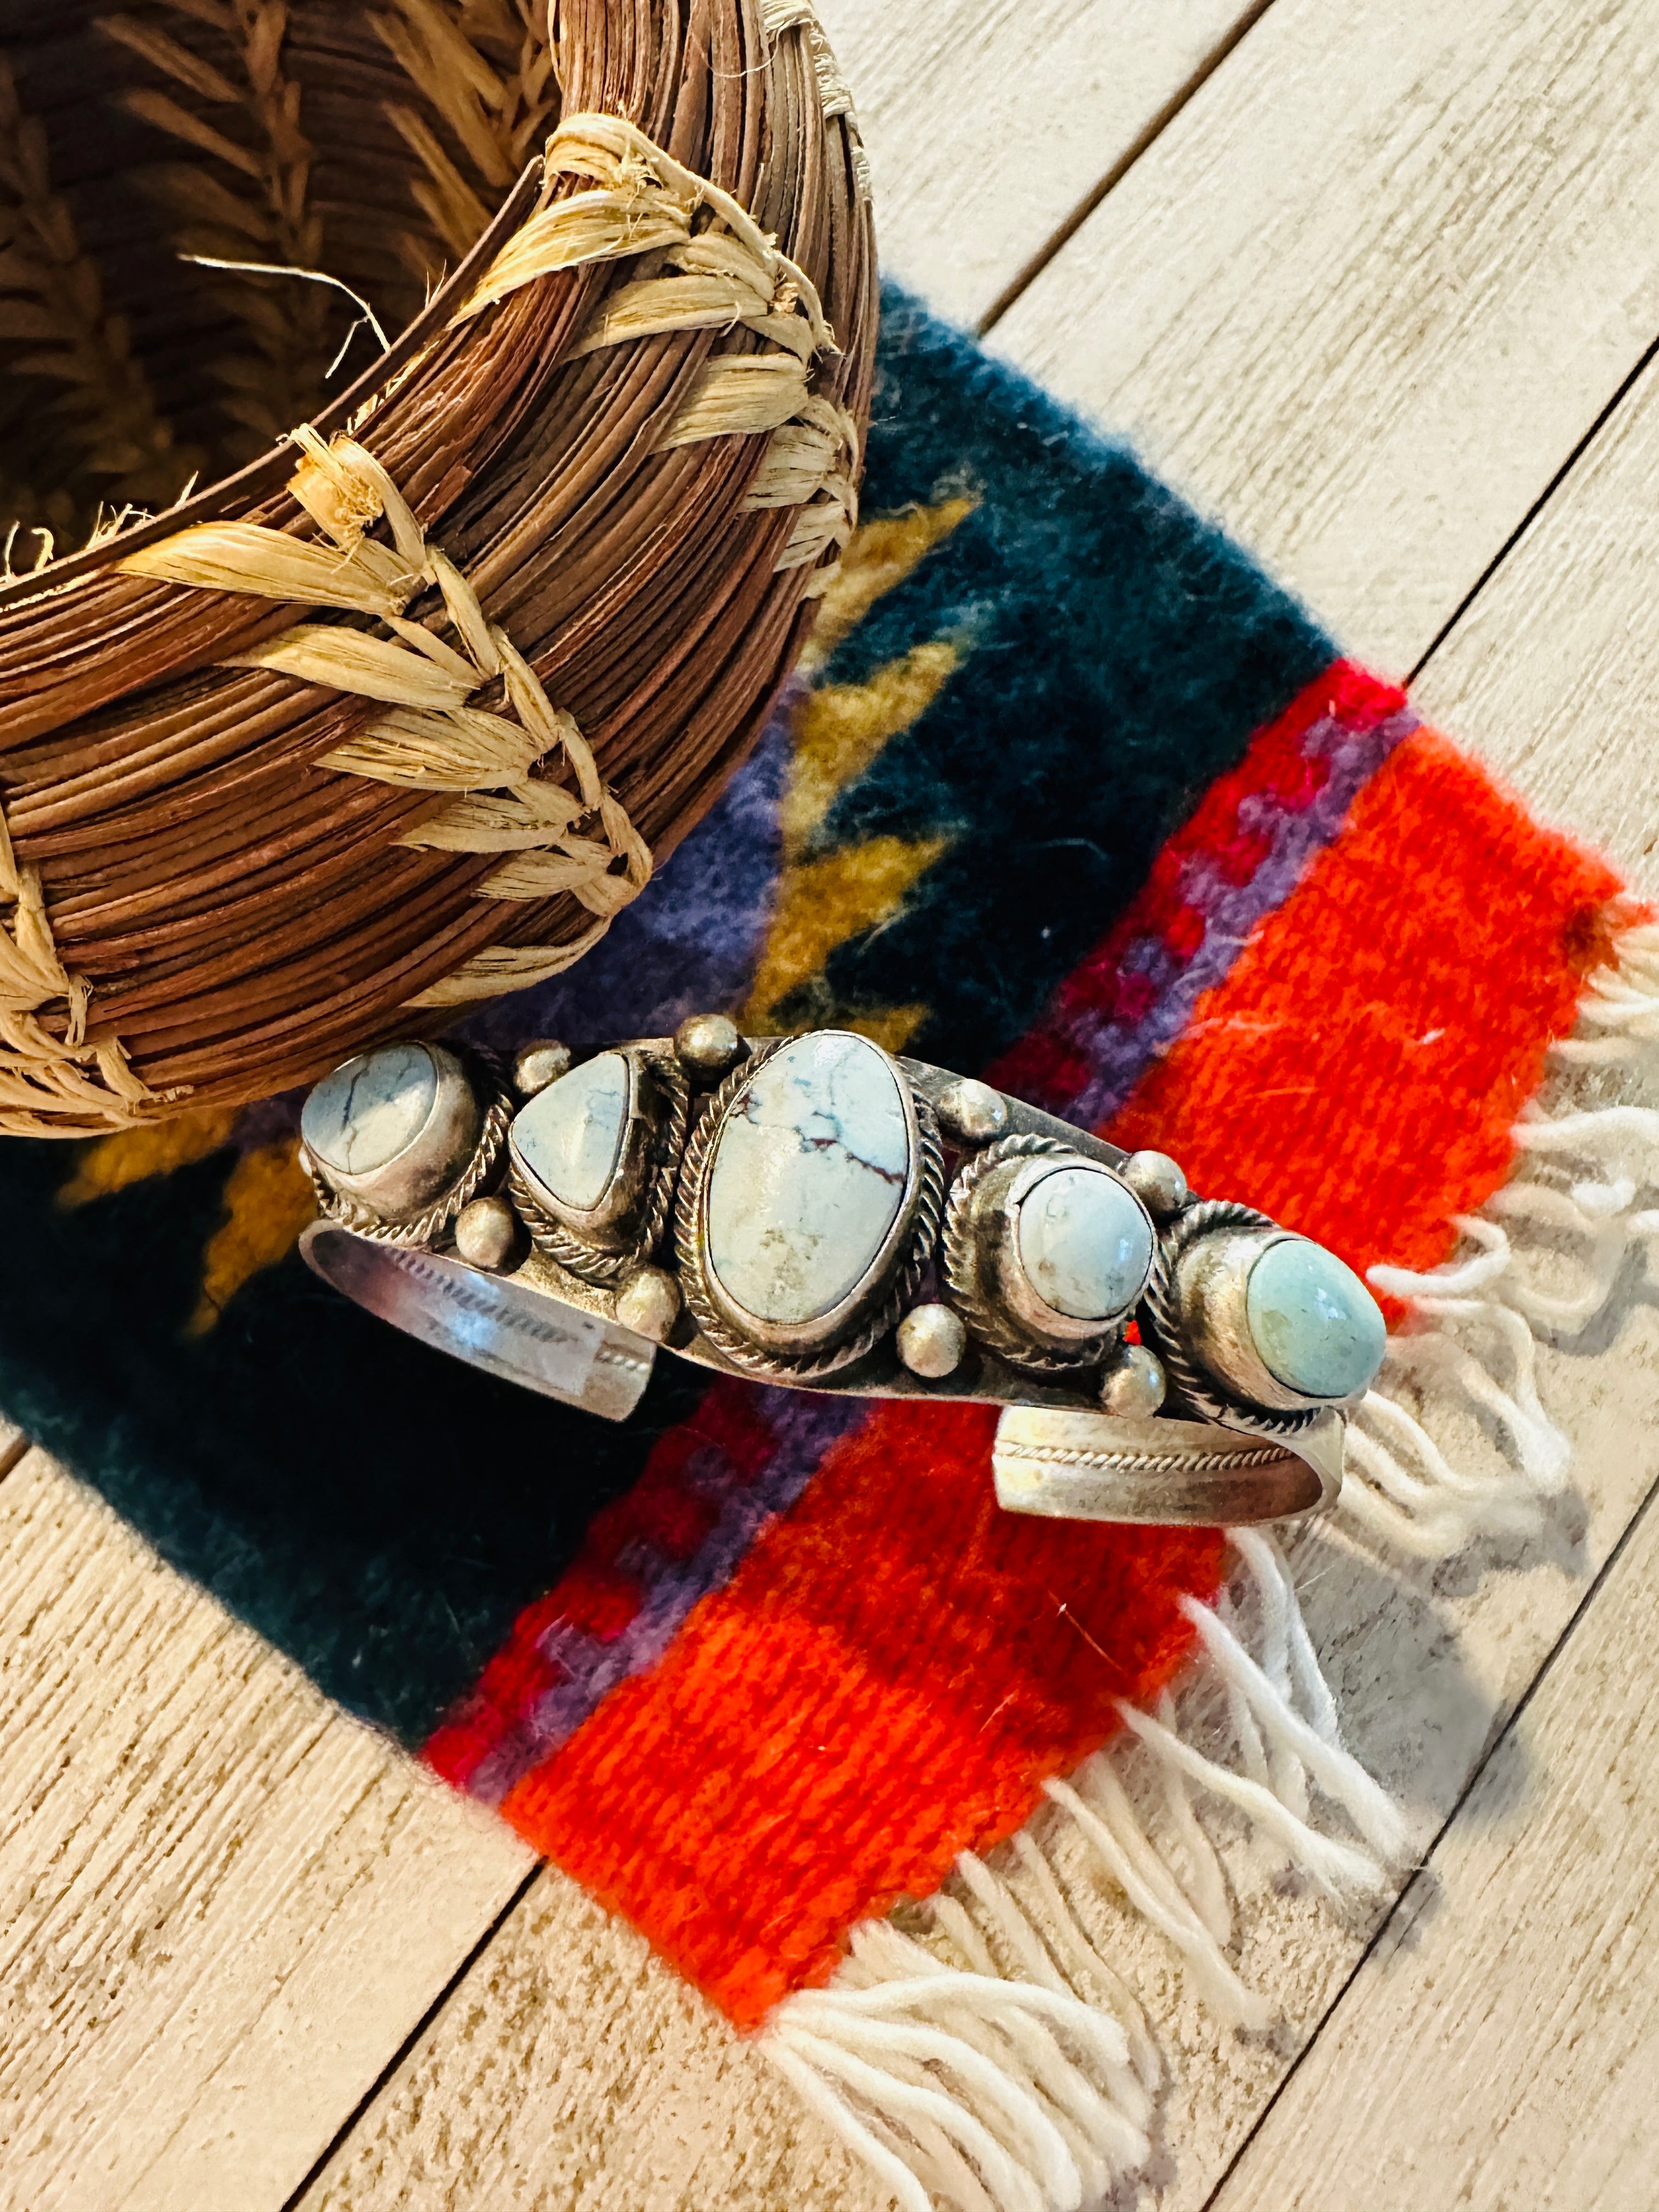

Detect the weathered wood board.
[
  {"left": 1212, "top": 1483, "right": 1659, "bottom": 2212},
  {"left": 814, "top": 0, "right": 1262, "bottom": 330},
  {"left": 0, "top": 1451, "right": 533, "bottom": 2212},
  {"left": 1201, "top": 311, "right": 1659, "bottom": 2212},
  {"left": 1415, "top": 352, "right": 1659, "bottom": 898},
  {"left": 297, "top": 1861, "right": 885, "bottom": 2212},
  {"left": 989, "top": 0, "right": 1659, "bottom": 678}
]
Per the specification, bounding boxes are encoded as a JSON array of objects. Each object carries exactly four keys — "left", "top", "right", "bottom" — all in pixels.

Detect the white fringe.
[
  {"left": 1545, "top": 917, "right": 1659, "bottom": 1060},
  {"left": 760, "top": 926, "right": 1659, "bottom": 2210},
  {"left": 759, "top": 1529, "right": 1411, "bottom": 2210},
  {"left": 1351, "top": 935, "right": 1659, "bottom": 1560}
]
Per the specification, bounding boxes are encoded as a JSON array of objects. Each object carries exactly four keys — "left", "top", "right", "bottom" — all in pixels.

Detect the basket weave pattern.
[{"left": 0, "top": 0, "right": 875, "bottom": 1135}]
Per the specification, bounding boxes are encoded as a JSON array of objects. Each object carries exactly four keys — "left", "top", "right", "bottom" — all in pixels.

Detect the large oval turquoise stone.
[
  {"left": 302, "top": 1041, "right": 437, "bottom": 1177},
  {"left": 512, "top": 1051, "right": 630, "bottom": 1212},
  {"left": 706, "top": 1031, "right": 910, "bottom": 1326},
  {"left": 1246, "top": 1238, "right": 1386, "bottom": 1400},
  {"left": 1015, "top": 1165, "right": 1153, "bottom": 1321}
]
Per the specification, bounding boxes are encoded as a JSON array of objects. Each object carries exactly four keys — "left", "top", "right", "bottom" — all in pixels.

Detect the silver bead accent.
[
  {"left": 615, "top": 1265, "right": 681, "bottom": 1342},
  {"left": 936, "top": 1076, "right": 1009, "bottom": 1147},
  {"left": 896, "top": 1301, "right": 968, "bottom": 1379},
  {"left": 453, "top": 1194, "right": 518, "bottom": 1272},
  {"left": 1121, "top": 1149, "right": 1189, "bottom": 1220},
  {"left": 674, "top": 1012, "right": 743, "bottom": 1082},
  {"left": 1097, "top": 1341, "right": 1167, "bottom": 1419},
  {"left": 512, "top": 1038, "right": 573, "bottom": 1097}
]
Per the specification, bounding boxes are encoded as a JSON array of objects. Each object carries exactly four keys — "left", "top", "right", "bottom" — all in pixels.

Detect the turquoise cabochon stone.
[
  {"left": 511, "top": 1052, "right": 631, "bottom": 1212},
  {"left": 1245, "top": 1237, "right": 1387, "bottom": 1400},
  {"left": 1015, "top": 1165, "right": 1153, "bottom": 1321},
  {"left": 706, "top": 1031, "right": 910, "bottom": 1327},
  {"left": 301, "top": 1040, "right": 438, "bottom": 1177}
]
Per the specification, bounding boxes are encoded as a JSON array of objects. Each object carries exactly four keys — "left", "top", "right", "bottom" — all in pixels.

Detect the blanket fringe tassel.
[
  {"left": 1356, "top": 915, "right": 1659, "bottom": 1559},
  {"left": 759, "top": 917, "right": 1659, "bottom": 2212},
  {"left": 761, "top": 1526, "right": 1412, "bottom": 2212}
]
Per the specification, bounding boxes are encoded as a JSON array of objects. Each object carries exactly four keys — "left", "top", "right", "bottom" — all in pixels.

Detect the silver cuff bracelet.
[{"left": 297, "top": 1019, "right": 1386, "bottom": 1528}]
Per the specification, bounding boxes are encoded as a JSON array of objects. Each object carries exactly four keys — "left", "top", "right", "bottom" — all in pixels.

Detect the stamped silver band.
[
  {"left": 296, "top": 1021, "right": 1389, "bottom": 1527},
  {"left": 300, "top": 1227, "right": 657, "bottom": 1423}
]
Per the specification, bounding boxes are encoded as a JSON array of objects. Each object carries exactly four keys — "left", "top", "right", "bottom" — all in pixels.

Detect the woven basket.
[{"left": 0, "top": 0, "right": 874, "bottom": 1136}]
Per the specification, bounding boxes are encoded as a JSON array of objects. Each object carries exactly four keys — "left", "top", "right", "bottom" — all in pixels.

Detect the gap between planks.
[
  {"left": 972, "top": 0, "right": 1280, "bottom": 336},
  {"left": 815, "top": 0, "right": 1274, "bottom": 332},
  {"left": 0, "top": 1449, "right": 535, "bottom": 2212},
  {"left": 279, "top": 1855, "right": 545, "bottom": 2212},
  {"left": 1201, "top": 235, "right": 1659, "bottom": 2204},
  {"left": 987, "top": 0, "right": 1659, "bottom": 679}
]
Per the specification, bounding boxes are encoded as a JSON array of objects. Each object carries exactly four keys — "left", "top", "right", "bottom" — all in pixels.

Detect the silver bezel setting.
[
  {"left": 941, "top": 1133, "right": 1152, "bottom": 1372},
  {"left": 308, "top": 1044, "right": 511, "bottom": 1249},
  {"left": 509, "top": 1048, "right": 690, "bottom": 1287},
  {"left": 298, "top": 1026, "right": 1354, "bottom": 1528},
  {"left": 1176, "top": 1223, "right": 1338, "bottom": 1413},
  {"left": 1140, "top": 1198, "right": 1324, "bottom": 1437},
  {"left": 673, "top": 1035, "right": 946, "bottom": 1378}
]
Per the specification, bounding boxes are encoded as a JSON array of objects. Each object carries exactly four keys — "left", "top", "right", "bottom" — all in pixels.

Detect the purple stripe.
[
  {"left": 1061, "top": 704, "right": 1419, "bottom": 1128},
  {"left": 466, "top": 1388, "right": 864, "bottom": 1804}
]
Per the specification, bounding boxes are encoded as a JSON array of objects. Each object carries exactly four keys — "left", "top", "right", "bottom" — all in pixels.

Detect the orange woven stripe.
[
  {"left": 1107, "top": 726, "right": 1624, "bottom": 1289},
  {"left": 501, "top": 1398, "right": 1223, "bottom": 2025}
]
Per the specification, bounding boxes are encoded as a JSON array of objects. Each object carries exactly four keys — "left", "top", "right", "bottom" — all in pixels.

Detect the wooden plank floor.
[
  {"left": 1216, "top": 1477, "right": 1659, "bottom": 2212},
  {"left": 988, "top": 0, "right": 1659, "bottom": 678},
  {"left": 7, "top": 3, "right": 1659, "bottom": 2207},
  {"left": 0, "top": 1453, "right": 534, "bottom": 2212}
]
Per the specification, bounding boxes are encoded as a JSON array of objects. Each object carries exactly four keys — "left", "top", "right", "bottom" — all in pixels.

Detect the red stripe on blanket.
[
  {"left": 986, "top": 659, "right": 1408, "bottom": 1119},
  {"left": 425, "top": 1380, "right": 781, "bottom": 1791},
  {"left": 1105, "top": 727, "right": 1623, "bottom": 1296},
  {"left": 500, "top": 1400, "right": 1223, "bottom": 2024}
]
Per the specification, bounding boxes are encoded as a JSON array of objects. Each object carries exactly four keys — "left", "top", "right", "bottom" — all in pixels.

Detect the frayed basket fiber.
[{"left": 0, "top": 0, "right": 874, "bottom": 1136}]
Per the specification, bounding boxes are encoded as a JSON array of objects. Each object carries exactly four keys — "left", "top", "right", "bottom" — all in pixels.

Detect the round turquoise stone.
[
  {"left": 1015, "top": 1165, "right": 1153, "bottom": 1322},
  {"left": 302, "top": 1041, "right": 437, "bottom": 1177},
  {"left": 1245, "top": 1238, "right": 1386, "bottom": 1400}
]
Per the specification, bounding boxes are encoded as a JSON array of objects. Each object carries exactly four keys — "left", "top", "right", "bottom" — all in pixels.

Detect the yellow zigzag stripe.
[
  {"left": 188, "top": 1142, "right": 317, "bottom": 1339},
  {"left": 747, "top": 494, "right": 978, "bottom": 1042},
  {"left": 58, "top": 1105, "right": 240, "bottom": 1207},
  {"left": 800, "top": 494, "right": 977, "bottom": 676},
  {"left": 741, "top": 837, "right": 947, "bottom": 1043},
  {"left": 782, "top": 640, "right": 960, "bottom": 857}
]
